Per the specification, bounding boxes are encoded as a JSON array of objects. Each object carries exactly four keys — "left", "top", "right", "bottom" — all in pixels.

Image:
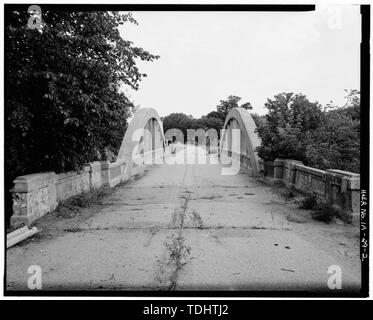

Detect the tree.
[
  {"left": 255, "top": 91, "right": 360, "bottom": 173},
  {"left": 215, "top": 95, "right": 253, "bottom": 119},
  {"left": 304, "top": 111, "right": 360, "bottom": 173},
  {"left": 162, "top": 113, "right": 193, "bottom": 142},
  {"left": 251, "top": 113, "right": 266, "bottom": 129},
  {"left": 194, "top": 116, "right": 224, "bottom": 138},
  {"left": 6, "top": 10, "right": 159, "bottom": 172},
  {"left": 256, "top": 93, "right": 323, "bottom": 162},
  {"left": 304, "top": 90, "right": 360, "bottom": 173},
  {"left": 5, "top": 9, "right": 159, "bottom": 224},
  {"left": 161, "top": 95, "right": 252, "bottom": 141},
  {"left": 206, "top": 110, "right": 225, "bottom": 121}
]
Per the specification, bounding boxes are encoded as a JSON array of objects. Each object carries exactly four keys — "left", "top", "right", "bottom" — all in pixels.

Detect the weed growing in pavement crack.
[
  {"left": 166, "top": 233, "right": 191, "bottom": 290},
  {"left": 157, "top": 189, "right": 193, "bottom": 290}
]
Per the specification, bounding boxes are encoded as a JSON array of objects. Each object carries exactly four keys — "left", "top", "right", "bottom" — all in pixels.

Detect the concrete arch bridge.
[{"left": 7, "top": 107, "right": 361, "bottom": 292}]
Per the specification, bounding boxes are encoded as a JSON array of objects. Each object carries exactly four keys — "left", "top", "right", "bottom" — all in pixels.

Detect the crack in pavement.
[{"left": 143, "top": 226, "right": 162, "bottom": 247}]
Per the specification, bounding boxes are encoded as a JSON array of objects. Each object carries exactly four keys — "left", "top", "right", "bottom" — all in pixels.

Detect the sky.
[{"left": 119, "top": 5, "right": 361, "bottom": 117}]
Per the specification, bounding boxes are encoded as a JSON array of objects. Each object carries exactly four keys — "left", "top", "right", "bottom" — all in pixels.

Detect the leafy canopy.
[
  {"left": 215, "top": 95, "right": 252, "bottom": 120},
  {"left": 255, "top": 91, "right": 360, "bottom": 173},
  {"left": 5, "top": 10, "right": 159, "bottom": 178}
]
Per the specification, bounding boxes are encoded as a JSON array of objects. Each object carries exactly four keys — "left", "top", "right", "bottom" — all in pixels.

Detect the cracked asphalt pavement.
[{"left": 6, "top": 146, "right": 361, "bottom": 292}]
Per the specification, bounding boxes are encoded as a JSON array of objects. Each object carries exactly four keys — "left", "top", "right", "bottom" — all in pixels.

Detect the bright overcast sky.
[{"left": 119, "top": 5, "right": 361, "bottom": 117}]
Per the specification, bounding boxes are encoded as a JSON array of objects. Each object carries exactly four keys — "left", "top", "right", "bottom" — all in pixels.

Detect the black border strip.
[
  {"left": 0, "top": 300, "right": 370, "bottom": 318},
  {"left": 360, "top": 4, "right": 370, "bottom": 298},
  {"left": 2, "top": 289, "right": 364, "bottom": 298}
]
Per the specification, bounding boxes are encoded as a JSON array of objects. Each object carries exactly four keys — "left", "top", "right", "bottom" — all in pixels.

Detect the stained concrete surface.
[{"left": 6, "top": 146, "right": 361, "bottom": 292}]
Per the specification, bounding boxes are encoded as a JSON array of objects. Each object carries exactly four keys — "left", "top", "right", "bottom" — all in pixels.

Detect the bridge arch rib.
[
  {"left": 220, "top": 107, "right": 262, "bottom": 177},
  {"left": 117, "top": 108, "right": 165, "bottom": 177}
]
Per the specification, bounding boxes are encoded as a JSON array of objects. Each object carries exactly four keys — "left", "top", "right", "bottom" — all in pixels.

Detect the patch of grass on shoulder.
[
  {"left": 280, "top": 189, "right": 295, "bottom": 201},
  {"left": 55, "top": 186, "right": 112, "bottom": 219},
  {"left": 311, "top": 203, "right": 337, "bottom": 224},
  {"left": 299, "top": 192, "right": 336, "bottom": 223},
  {"left": 299, "top": 192, "right": 319, "bottom": 210}
]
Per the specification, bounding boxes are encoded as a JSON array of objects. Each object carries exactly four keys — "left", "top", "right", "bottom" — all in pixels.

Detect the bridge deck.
[{"left": 6, "top": 146, "right": 360, "bottom": 292}]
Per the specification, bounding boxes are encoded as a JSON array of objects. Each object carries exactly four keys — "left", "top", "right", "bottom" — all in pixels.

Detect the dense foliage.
[
  {"left": 162, "top": 113, "right": 194, "bottom": 142},
  {"left": 215, "top": 95, "right": 252, "bottom": 119},
  {"left": 256, "top": 93, "right": 323, "bottom": 162},
  {"left": 5, "top": 9, "right": 158, "bottom": 223},
  {"left": 162, "top": 95, "right": 250, "bottom": 141},
  {"left": 256, "top": 91, "right": 360, "bottom": 173},
  {"left": 6, "top": 10, "right": 158, "bottom": 175}
]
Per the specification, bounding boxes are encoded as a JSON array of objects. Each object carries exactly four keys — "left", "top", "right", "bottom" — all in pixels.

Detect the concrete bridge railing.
[
  {"left": 10, "top": 108, "right": 165, "bottom": 226},
  {"left": 259, "top": 159, "right": 360, "bottom": 223},
  {"left": 10, "top": 160, "right": 126, "bottom": 226}
]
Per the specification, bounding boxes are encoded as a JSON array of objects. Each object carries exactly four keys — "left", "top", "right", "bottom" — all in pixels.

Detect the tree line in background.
[
  {"left": 163, "top": 90, "right": 360, "bottom": 174},
  {"left": 162, "top": 95, "right": 253, "bottom": 140}
]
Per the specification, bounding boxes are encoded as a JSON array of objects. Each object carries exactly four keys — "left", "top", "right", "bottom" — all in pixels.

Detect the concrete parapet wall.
[
  {"left": 11, "top": 172, "right": 58, "bottom": 226},
  {"left": 101, "top": 159, "right": 126, "bottom": 188},
  {"left": 258, "top": 159, "right": 360, "bottom": 223},
  {"left": 10, "top": 147, "right": 166, "bottom": 227},
  {"left": 89, "top": 161, "right": 104, "bottom": 189},
  {"left": 56, "top": 165, "right": 91, "bottom": 202},
  {"left": 10, "top": 160, "right": 129, "bottom": 226}
]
